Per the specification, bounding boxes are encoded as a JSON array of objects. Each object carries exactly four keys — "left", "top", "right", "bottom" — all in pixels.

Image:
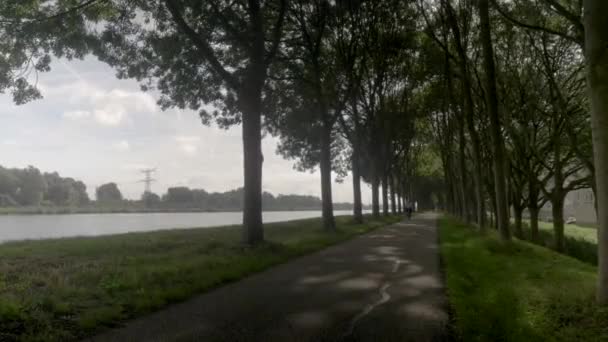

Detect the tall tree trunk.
[
  {"left": 513, "top": 204, "right": 523, "bottom": 239},
  {"left": 442, "top": 159, "right": 454, "bottom": 215},
  {"left": 390, "top": 175, "right": 397, "bottom": 214},
  {"left": 479, "top": 0, "right": 510, "bottom": 240},
  {"left": 382, "top": 173, "right": 389, "bottom": 216},
  {"left": 450, "top": 180, "right": 457, "bottom": 215},
  {"left": 351, "top": 97, "right": 364, "bottom": 224},
  {"left": 584, "top": 0, "right": 608, "bottom": 305},
  {"left": 551, "top": 193, "right": 566, "bottom": 252},
  {"left": 351, "top": 150, "right": 363, "bottom": 223},
  {"left": 488, "top": 181, "right": 498, "bottom": 230},
  {"left": 528, "top": 174, "right": 542, "bottom": 242},
  {"left": 240, "top": 91, "right": 264, "bottom": 246},
  {"left": 397, "top": 182, "right": 403, "bottom": 214},
  {"left": 443, "top": 0, "right": 485, "bottom": 230},
  {"left": 372, "top": 168, "right": 380, "bottom": 218},
  {"left": 320, "top": 119, "right": 336, "bottom": 231},
  {"left": 551, "top": 136, "right": 565, "bottom": 251},
  {"left": 457, "top": 118, "right": 470, "bottom": 221},
  {"left": 402, "top": 179, "right": 408, "bottom": 211},
  {"left": 529, "top": 206, "right": 540, "bottom": 242}
]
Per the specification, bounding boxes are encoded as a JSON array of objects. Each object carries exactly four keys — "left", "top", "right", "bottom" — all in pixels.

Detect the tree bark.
[
  {"left": 584, "top": 0, "right": 608, "bottom": 305},
  {"left": 319, "top": 119, "right": 336, "bottom": 231},
  {"left": 443, "top": 0, "right": 485, "bottom": 230},
  {"left": 351, "top": 148, "right": 363, "bottom": 224},
  {"left": 240, "top": 90, "right": 264, "bottom": 246},
  {"left": 529, "top": 206, "right": 540, "bottom": 242},
  {"left": 551, "top": 139, "right": 565, "bottom": 251},
  {"left": 528, "top": 172, "right": 542, "bottom": 242},
  {"left": 382, "top": 173, "right": 389, "bottom": 216},
  {"left": 390, "top": 175, "right": 397, "bottom": 214},
  {"left": 488, "top": 180, "right": 498, "bottom": 230},
  {"left": 397, "top": 183, "right": 403, "bottom": 214},
  {"left": 372, "top": 165, "right": 380, "bottom": 218},
  {"left": 551, "top": 193, "right": 566, "bottom": 252},
  {"left": 479, "top": 0, "right": 510, "bottom": 240},
  {"left": 513, "top": 204, "right": 524, "bottom": 239},
  {"left": 457, "top": 118, "right": 470, "bottom": 221}
]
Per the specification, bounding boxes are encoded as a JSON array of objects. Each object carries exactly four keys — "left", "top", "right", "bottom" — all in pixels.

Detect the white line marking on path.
[
  {"left": 392, "top": 259, "right": 402, "bottom": 273},
  {"left": 344, "top": 258, "right": 402, "bottom": 337},
  {"left": 344, "top": 283, "right": 391, "bottom": 337}
]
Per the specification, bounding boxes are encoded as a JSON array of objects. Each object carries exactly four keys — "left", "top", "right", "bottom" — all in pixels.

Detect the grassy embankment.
[
  {"left": 440, "top": 217, "right": 607, "bottom": 341},
  {"left": 536, "top": 220, "right": 597, "bottom": 243},
  {"left": 0, "top": 215, "right": 401, "bottom": 341},
  {"left": 518, "top": 220, "right": 598, "bottom": 265}
]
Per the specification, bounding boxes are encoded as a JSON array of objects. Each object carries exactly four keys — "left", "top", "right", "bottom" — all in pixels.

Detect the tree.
[
  {"left": 584, "top": 0, "right": 608, "bottom": 305},
  {"left": 2, "top": 0, "right": 287, "bottom": 246},
  {"left": 44, "top": 173, "right": 89, "bottom": 206},
  {"left": 333, "top": 0, "right": 368, "bottom": 223},
  {"left": 94, "top": 0, "right": 287, "bottom": 245},
  {"left": 268, "top": 0, "right": 358, "bottom": 231},
  {"left": 164, "top": 187, "right": 194, "bottom": 204},
  {"left": 478, "top": 0, "right": 510, "bottom": 240},
  {"left": 96, "top": 183, "right": 123, "bottom": 203},
  {"left": 142, "top": 191, "right": 161, "bottom": 208},
  {"left": 14, "top": 166, "right": 46, "bottom": 206},
  {"left": 0, "top": 166, "right": 19, "bottom": 202},
  {"left": 0, "top": 0, "right": 103, "bottom": 104}
]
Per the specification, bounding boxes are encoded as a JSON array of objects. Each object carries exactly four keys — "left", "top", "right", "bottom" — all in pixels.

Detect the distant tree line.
[
  {"left": 0, "top": 165, "right": 89, "bottom": 207},
  {"left": 0, "top": 165, "right": 360, "bottom": 211},
  {"left": 144, "top": 186, "right": 360, "bottom": 211}
]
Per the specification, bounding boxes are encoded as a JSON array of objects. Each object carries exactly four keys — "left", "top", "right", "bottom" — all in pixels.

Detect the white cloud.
[
  {"left": 174, "top": 136, "right": 201, "bottom": 143},
  {"left": 112, "top": 140, "right": 130, "bottom": 151},
  {"left": 175, "top": 136, "right": 200, "bottom": 156},
  {"left": 94, "top": 108, "right": 126, "bottom": 126},
  {"left": 180, "top": 144, "right": 198, "bottom": 155},
  {"left": 121, "top": 163, "right": 153, "bottom": 170},
  {"left": 49, "top": 80, "right": 158, "bottom": 126},
  {"left": 2, "top": 139, "right": 17, "bottom": 146},
  {"left": 63, "top": 110, "right": 91, "bottom": 120}
]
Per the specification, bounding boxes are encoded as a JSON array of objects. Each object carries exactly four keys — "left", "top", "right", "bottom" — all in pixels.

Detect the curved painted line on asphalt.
[
  {"left": 344, "top": 283, "right": 391, "bottom": 337},
  {"left": 344, "top": 258, "right": 402, "bottom": 337},
  {"left": 392, "top": 259, "right": 402, "bottom": 273}
]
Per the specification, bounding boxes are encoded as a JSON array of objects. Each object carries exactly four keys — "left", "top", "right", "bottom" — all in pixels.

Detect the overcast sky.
[{"left": 0, "top": 57, "right": 371, "bottom": 203}]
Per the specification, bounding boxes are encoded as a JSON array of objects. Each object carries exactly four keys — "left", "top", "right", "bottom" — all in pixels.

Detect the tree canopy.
[{"left": 2, "top": 0, "right": 608, "bottom": 304}]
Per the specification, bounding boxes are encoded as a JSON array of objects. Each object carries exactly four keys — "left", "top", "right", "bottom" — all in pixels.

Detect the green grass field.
[
  {"left": 537, "top": 221, "right": 598, "bottom": 243},
  {"left": 0, "top": 215, "right": 400, "bottom": 341},
  {"left": 440, "top": 217, "right": 608, "bottom": 341}
]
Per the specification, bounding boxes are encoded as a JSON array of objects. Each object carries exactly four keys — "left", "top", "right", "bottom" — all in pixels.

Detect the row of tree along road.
[{"left": 1, "top": 0, "right": 607, "bottom": 304}]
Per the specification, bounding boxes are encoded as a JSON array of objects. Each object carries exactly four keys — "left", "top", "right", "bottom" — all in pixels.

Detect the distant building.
[
  {"left": 539, "top": 188, "right": 597, "bottom": 225},
  {"left": 565, "top": 188, "right": 596, "bottom": 225}
]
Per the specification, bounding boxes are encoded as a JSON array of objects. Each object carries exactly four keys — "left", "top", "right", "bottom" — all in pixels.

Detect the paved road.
[{"left": 89, "top": 213, "right": 448, "bottom": 342}]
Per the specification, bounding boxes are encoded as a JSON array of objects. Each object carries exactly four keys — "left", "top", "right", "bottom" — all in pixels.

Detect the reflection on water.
[{"left": 0, "top": 210, "right": 359, "bottom": 243}]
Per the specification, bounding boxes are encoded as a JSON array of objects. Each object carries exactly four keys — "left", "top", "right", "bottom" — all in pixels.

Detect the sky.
[{"left": 0, "top": 57, "right": 372, "bottom": 203}]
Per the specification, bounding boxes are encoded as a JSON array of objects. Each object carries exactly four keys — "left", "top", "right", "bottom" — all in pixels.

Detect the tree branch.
[
  {"left": 0, "top": 0, "right": 106, "bottom": 24},
  {"left": 540, "top": 0, "right": 584, "bottom": 35},
  {"left": 492, "top": 0, "right": 581, "bottom": 45},
  {"left": 265, "top": 0, "right": 287, "bottom": 67},
  {"left": 164, "top": 0, "right": 239, "bottom": 90}
]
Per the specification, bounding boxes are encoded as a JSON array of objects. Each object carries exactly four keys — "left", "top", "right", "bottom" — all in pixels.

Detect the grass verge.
[
  {"left": 518, "top": 221, "right": 598, "bottom": 265},
  {"left": 440, "top": 216, "right": 608, "bottom": 341},
  {"left": 0, "top": 215, "right": 401, "bottom": 341},
  {"left": 536, "top": 221, "right": 598, "bottom": 243}
]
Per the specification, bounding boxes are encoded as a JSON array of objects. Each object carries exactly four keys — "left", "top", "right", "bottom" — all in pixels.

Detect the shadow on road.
[{"left": 91, "top": 214, "right": 447, "bottom": 342}]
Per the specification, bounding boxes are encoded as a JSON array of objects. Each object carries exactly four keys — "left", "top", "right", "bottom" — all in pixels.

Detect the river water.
[{"left": 0, "top": 210, "right": 357, "bottom": 243}]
